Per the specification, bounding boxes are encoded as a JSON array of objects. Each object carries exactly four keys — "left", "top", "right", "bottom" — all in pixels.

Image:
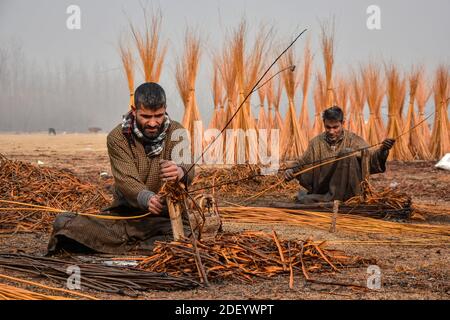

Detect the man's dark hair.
[
  {"left": 322, "top": 106, "right": 344, "bottom": 122},
  {"left": 134, "top": 82, "right": 167, "bottom": 110}
]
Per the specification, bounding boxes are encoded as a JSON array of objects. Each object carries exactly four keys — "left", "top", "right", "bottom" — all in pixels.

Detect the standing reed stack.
[
  {"left": 405, "top": 66, "right": 431, "bottom": 160},
  {"left": 415, "top": 71, "right": 432, "bottom": 144},
  {"left": 385, "top": 64, "right": 413, "bottom": 160},
  {"left": 299, "top": 39, "right": 313, "bottom": 137},
  {"left": 320, "top": 21, "right": 337, "bottom": 108},
  {"left": 312, "top": 72, "right": 326, "bottom": 137},
  {"left": 348, "top": 71, "right": 367, "bottom": 140},
  {"left": 118, "top": 38, "right": 135, "bottom": 109},
  {"left": 279, "top": 48, "right": 308, "bottom": 159},
  {"left": 129, "top": 9, "right": 167, "bottom": 83},
  {"left": 176, "top": 30, "right": 202, "bottom": 146},
  {"left": 362, "top": 63, "right": 385, "bottom": 145},
  {"left": 430, "top": 65, "right": 450, "bottom": 159}
]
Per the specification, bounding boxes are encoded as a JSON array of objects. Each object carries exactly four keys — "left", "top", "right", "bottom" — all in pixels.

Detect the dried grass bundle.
[
  {"left": 415, "top": 72, "right": 432, "bottom": 143},
  {"left": 279, "top": 48, "right": 307, "bottom": 159},
  {"left": 362, "top": 63, "right": 385, "bottom": 145},
  {"left": 405, "top": 66, "right": 431, "bottom": 159},
  {"left": 118, "top": 39, "right": 135, "bottom": 109},
  {"left": 348, "top": 72, "right": 367, "bottom": 140},
  {"left": 208, "top": 57, "right": 224, "bottom": 130},
  {"left": 311, "top": 72, "right": 326, "bottom": 137},
  {"left": 257, "top": 85, "right": 268, "bottom": 130},
  {"left": 130, "top": 9, "right": 167, "bottom": 82},
  {"left": 320, "top": 20, "right": 337, "bottom": 107},
  {"left": 299, "top": 39, "right": 313, "bottom": 136},
  {"left": 385, "top": 64, "right": 413, "bottom": 160},
  {"left": 430, "top": 65, "right": 450, "bottom": 159},
  {"left": 175, "top": 30, "right": 202, "bottom": 140}
]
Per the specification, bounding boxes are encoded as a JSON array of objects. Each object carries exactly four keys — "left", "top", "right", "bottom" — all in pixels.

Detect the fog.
[{"left": 0, "top": 0, "right": 449, "bottom": 133}]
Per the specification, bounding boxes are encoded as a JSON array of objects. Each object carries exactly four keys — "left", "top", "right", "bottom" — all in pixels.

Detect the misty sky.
[{"left": 0, "top": 0, "right": 449, "bottom": 131}]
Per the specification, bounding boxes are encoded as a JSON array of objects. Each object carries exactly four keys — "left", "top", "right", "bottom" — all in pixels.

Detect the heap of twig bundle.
[
  {"left": 404, "top": 66, "right": 431, "bottom": 160},
  {"left": 348, "top": 71, "right": 367, "bottom": 140},
  {"left": 385, "top": 64, "right": 413, "bottom": 160},
  {"left": 430, "top": 65, "right": 450, "bottom": 159},
  {"left": 299, "top": 39, "right": 313, "bottom": 137},
  {"left": 362, "top": 63, "right": 385, "bottom": 145},
  {"left": 279, "top": 47, "right": 308, "bottom": 159},
  {"left": 118, "top": 38, "right": 135, "bottom": 109},
  {"left": 0, "top": 253, "right": 199, "bottom": 296},
  {"left": 129, "top": 8, "right": 167, "bottom": 83},
  {"left": 0, "top": 154, "right": 111, "bottom": 233},
  {"left": 138, "top": 231, "right": 373, "bottom": 285}
]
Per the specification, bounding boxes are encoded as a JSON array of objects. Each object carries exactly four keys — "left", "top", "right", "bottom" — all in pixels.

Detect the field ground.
[{"left": 0, "top": 133, "right": 449, "bottom": 300}]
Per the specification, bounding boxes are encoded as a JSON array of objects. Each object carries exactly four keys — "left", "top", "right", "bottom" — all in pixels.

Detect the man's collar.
[{"left": 324, "top": 130, "right": 345, "bottom": 146}]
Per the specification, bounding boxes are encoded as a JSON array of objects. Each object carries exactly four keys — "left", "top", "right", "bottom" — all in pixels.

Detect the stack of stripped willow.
[
  {"left": 129, "top": 8, "right": 167, "bottom": 83},
  {"left": 118, "top": 37, "right": 135, "bottom": 109},
  {"left": 138, "top": 231, "right": 372, "bottom": 285},
  {"left": 385, "top": 64, "right": 413, "bottom": 160},
  {"left": 279, "top": 47, "right": 308, "bottom": 159},
  {"left": 362, "top": 63, "right": 385, "bottom": 145},
  {"left": 348, "top": 71, "right": 367, "bottom": 140},
  {"left": 405, "top": 66, "right": 431, "bottom": 160},
  {"left": 430, "top": 65, "right": 450, "bottom": 159},
  {"left": 176, "top": 29, "right": 202, "bottom": 149},
  {"left": 298, "top": 39, "right": 313, "bottom": 138}
]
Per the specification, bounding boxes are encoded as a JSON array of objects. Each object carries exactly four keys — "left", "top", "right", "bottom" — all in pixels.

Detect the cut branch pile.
[
  {"left": 138, "top": 231, "right": 373, "bottom": 285},
  {"left": 191, "top": 165, "right": 297, "bottom": 198},
  {"left": 0, "top": 154, "right": 111, "bottom": 233}
]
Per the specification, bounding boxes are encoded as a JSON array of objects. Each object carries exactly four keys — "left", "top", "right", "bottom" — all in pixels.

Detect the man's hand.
[
  {"left": 285, "top": 168, "right": 296, "bottom": 181},
  {"left": 147, "top": 194, "right": 164, "bottom": 215},
  {"left": 160, "top": 160, "right": 184, "bottom": 182},
  {"left": 381, "top": 138, "right": 396, "bottom": 151}
]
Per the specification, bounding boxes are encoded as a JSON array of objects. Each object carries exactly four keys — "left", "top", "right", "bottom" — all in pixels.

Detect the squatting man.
[{"left": 285, "top": 106, "right": 395, "bottom": 204}]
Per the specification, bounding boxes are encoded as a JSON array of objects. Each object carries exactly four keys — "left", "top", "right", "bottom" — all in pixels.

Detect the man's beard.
[{"left": 136, "top": 121, "right": 162, "bottom": 139}]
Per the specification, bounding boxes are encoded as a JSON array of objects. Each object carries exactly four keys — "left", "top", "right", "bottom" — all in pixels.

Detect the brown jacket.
[{"left": 106, "top": 120, "right": 194, "bottom": 210}]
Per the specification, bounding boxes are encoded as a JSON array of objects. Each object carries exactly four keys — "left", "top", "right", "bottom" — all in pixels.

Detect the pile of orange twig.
[
  {"left": 192, "top": 165, "right": 297, "bottom": 198},
  {"left": 0, "top": 154, "right": 111, "bottom": 233},
  {"left": 138, "top": 231, "right": 373, "bottom": 286}
]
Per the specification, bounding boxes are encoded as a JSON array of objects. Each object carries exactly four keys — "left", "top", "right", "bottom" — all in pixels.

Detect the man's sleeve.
[
  {"left": 369, "top": 148, "right": 389, "bottom": 174},
  {"left": 293, "top": 142, "right": 313, "bottom": 171},
  {"left": 107, "top": 135, "right": 153, "bottom": 210}
]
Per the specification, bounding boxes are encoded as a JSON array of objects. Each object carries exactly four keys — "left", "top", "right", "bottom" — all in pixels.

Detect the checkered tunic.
[{"left": 107, "top": 120, "right": 194, "bottom": 210}]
